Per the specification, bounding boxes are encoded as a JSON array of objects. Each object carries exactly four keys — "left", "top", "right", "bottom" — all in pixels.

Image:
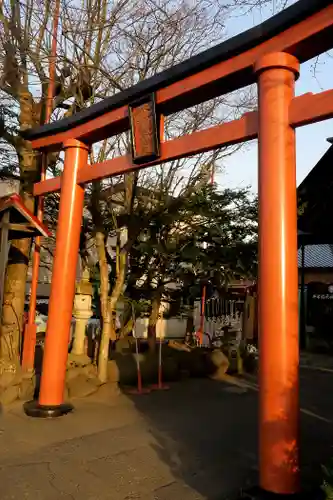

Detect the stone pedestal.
[
  {"left": 72, "top": 308, "right": 93, "bottom": 355},
  {"left": 72, "top": 269, "right": 93, "bottom": 357}
]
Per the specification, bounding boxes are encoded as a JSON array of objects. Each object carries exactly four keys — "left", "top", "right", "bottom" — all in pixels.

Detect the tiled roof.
[{"left": 298, "top": 244, "right": 333, "bottom": 269}]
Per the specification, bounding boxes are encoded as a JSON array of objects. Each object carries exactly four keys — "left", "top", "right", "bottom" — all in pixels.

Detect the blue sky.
[{"left": 217, "top": 1, "right": 333, "bottom": 193}]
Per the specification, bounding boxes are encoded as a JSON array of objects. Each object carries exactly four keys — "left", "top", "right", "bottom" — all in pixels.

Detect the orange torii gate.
[{"left": 22, "top": 0, "right": 333, "bottom": 496}]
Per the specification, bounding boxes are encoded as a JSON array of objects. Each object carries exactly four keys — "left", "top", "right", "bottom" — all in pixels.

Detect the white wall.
[
  {"left": 0, "top": 179, "right": 19, "bottom": 197},
  {"left": 133, "top": 300, "right": 243, "bottom": 342}
]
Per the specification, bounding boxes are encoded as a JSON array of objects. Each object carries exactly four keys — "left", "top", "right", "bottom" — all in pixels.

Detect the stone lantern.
[{"left": 71, "top": 268, "right": 93, "bottom": 357}]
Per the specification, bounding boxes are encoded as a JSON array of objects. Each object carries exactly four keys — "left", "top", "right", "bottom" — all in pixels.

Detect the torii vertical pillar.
[
  {"left": 24, "top": 139, "right": 89, "bottom": 418},
  {"left": 256, "top": 52, "right": 300, "bottom": 496}
]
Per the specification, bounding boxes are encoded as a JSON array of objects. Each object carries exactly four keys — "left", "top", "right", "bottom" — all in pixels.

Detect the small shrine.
[{"left": 0, "top": 194, "right": 50, "bottom": 316}]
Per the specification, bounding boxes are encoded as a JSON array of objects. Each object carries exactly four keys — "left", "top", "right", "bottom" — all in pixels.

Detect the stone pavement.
[
  {"left": 0, "top": 377, "right": 333, "bottom": 500},
  {"left": 300, "top": 352, "right": 333, "bottom": 371}
]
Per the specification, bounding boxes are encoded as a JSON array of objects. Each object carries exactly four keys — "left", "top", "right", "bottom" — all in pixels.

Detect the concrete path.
[
  {"left": 300, "top": 352, "right": 333, "bottom": 372},
  {"left": 0, "top": 376, "right": 333, "bottom": 500}
]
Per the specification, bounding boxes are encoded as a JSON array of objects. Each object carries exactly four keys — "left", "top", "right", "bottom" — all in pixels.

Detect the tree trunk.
[
  {"left": 98, "top": 270, "right": 126, "bottom": 383},
  {"left": 148, "top": 292, "right": 161, "bottom": 353},
  {"left": 1, "top": 88, "right": 38, "bottom": 362},
  {"left": 95, "top": 231, "right": 111, "bottom": 382},
  {"left": 118, "top": 311, "right": 133, "bottom": 339},
  {"left": 108, "top": 250, "right": 127, "bottom": 341},
  {"left": 96, "top": 231, "right": 126, "bottom": 383},
  {"left": 0, "top": 238, "right": 31, "bottom": 361}
]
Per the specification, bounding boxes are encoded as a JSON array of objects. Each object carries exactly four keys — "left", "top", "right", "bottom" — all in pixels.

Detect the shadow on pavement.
[
  {"left": 127, "top": 376, "right": 333, "bottom": 499},
  {"left": 126, "top": 378, "right": 258, "bottom": 499}
]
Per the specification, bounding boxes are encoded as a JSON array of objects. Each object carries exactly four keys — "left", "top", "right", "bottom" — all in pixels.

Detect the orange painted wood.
[
  {"left": 38, "top": 140, "right": 89, "bottom": 406},
  {"left": 33, "top": 88, "right": 333, "bottom": 197},
  {"left": 289, "top": 89, "right": 333, "bottom": 127},
  {"left": 34, "top": 112, "right": 258, "bottom": 195},
  {"left": 34, "top": 176, "right": 64, "bottom": 196},
  {"left": 256, "top": 52, "right": 300, "bottom": 495}
]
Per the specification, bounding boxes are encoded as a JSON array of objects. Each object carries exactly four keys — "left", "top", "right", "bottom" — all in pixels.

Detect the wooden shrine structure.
[{"left": 0, "top": 194, "right": 50, "bottom": 318}]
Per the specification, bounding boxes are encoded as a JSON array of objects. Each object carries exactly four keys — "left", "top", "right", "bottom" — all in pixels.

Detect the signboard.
[
  {"left": 307, "top": 282, "right": 333, "bottom": 329},
  {"left": 129, "top": 94, "right": 160, "bottom": 164}
]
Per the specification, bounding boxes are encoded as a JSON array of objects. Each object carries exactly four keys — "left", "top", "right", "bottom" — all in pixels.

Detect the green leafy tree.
[{"left": 121, "top": 182, "right": 257, "bottom": 350}]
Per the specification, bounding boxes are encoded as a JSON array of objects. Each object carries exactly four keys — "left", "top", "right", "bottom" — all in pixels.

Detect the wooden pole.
[
  {"left": 0, "top": 211, "right": 9, "bottom": 323},
  {"left": 255, "top": 52, "right": 300, "bottom": 495},
  {"left": 125, "top": 303, "right": 151, "bottom": 395},
  {"left": 198, "top": 283, "right": 206, "bottom": 346},
  {"left": 24, "top": 140, "right": 89, "bottom": 417}
]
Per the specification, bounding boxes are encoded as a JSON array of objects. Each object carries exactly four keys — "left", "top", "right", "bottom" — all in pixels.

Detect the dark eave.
[{"left": 298, "top": 143, "right": 333, "bottom": 245}]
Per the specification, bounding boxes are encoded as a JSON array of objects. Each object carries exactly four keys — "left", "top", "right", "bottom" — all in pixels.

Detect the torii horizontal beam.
[
  {"left": 34, "top": 89, "right": 333, "bottom": 196},
  {"left": 22, "top": 0, "right": 333, "bottom": 151}
]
